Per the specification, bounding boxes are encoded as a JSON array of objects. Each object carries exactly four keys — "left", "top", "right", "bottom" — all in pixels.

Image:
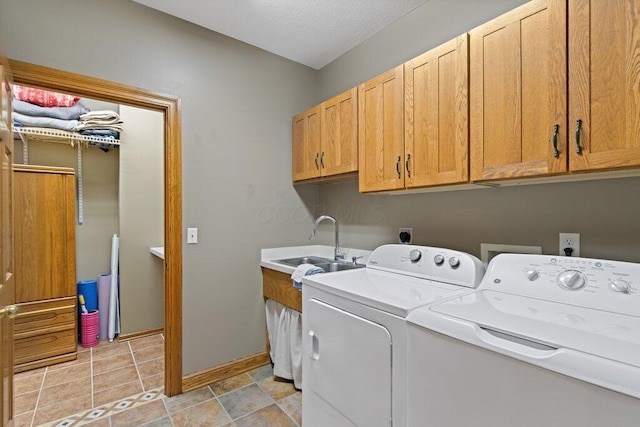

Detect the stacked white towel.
[{"left": 77, "top": 110, "right": 124, "bottom": 133}]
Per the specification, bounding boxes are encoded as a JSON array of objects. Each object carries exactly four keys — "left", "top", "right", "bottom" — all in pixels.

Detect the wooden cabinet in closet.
[{"left": 13, "top": 164, "right": 77, "bottom": 372}]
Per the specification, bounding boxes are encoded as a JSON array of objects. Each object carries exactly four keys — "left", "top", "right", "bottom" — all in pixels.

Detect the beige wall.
[
  {"left": 0, "top": 0, "right": 319, "bottom": 374},
  {"left": 14, "top": 140, "right": 120, "bottom": 281},
  {"left": 314, "top": 0, "right": 640, "bottom": 264},
  {"left": 119, "top": 105, "right": 164, "bottom": 334}
]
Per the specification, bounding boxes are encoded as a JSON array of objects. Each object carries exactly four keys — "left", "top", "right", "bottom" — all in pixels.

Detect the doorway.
[{"left": 9, "top": 59, "right": 183, "bottom": 397}]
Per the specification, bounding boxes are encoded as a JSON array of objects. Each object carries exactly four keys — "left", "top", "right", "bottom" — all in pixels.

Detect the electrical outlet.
[
  {"left": 187, "top": 227, "right": 198, "bottom": 244},
  {"left": 399, "top": 228, "right": 413, "bottom": 244},
  {"left": 559, "top": 232, "right": 580, "bottom": 257}
]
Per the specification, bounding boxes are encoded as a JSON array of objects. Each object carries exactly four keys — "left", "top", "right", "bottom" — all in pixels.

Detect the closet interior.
[{"left": 12, "top": 85, "right": 165, "bottom": 373}]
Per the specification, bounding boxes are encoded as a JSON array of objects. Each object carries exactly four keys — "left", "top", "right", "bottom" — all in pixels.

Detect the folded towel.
[
  {"left": 291, "top": 263, "right": 325, "bottom": 289},
  {"left": 12, "top": 84, "right": 80, "bottom": 107},
  {"left": 76, "top": 122, "right": 124, "bottom": 132},
  {"left": 12, "top": 111, "right": 79, "bottom": 131},
  {"left": 13, "top": 98, "right": 89, "bottom": 120},
  {"left": 80, "top": 110, "right": 120, "bottom": 122}
]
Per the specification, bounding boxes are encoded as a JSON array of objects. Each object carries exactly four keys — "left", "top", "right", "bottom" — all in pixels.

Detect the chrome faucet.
[{"left": 309, "top": 215, "right": 344, "bottom": 261}]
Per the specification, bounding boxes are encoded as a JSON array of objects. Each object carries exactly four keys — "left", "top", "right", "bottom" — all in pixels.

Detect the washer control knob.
[
  {"left": 557, "top": 270, "right": 586, "bottom": 291},
  {"left": 409, "top": 249, "right": 422, "bottom": 262},
  {"left": 434, "top": 254, "right": 445, "bottom": 265},
  {"left": 526, "top": 270, "right": 539, "bottom": 281},
  {"left": 610, "top": 279, "right": 631, "bottom": 294},
  {"left": 449, "top": 257, "right": 460, "bottom": 269}
]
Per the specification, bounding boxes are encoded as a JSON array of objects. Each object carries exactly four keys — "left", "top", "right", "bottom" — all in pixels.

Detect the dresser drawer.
[
  {"left": 14, "top": 325, "right": 77, "bottom": 366},
  {"left": 14, "top": 297, "right": 76, "bottom": 336}
]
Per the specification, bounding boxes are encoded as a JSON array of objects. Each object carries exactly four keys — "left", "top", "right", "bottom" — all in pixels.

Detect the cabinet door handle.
[
  {"left": 320, "top": 152, "right": 325, "bottom": 169},
  {"left": 405, "top": 154, "right": 411, "bottom": 177},
  {"left": 552, "top": 124, "right": 560, "bottom": 158},
  {"left": 396, "top": 156, "right": 401, "bottom": 179},
  {"left": 314, "top": 153, "right": 319, "bottom": 169},
  {"left": 575, "top": 119, "right": 583, "bottom": 155}
]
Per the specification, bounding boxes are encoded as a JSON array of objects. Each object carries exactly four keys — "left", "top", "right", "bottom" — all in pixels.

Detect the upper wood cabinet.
[
  {"left": 470, "top": 0, "right": 567, "bottom": 181},
  {"left": 358, "top": 65, "right": 405, "bottom": 192},
  {"left": 405, "top": 34, "right": 469, "bottom": 188},
  {"left": 320, "top": 88, "right": 358, "bottom": 177},
  {"left": 568, "top": 0, "right": 640, "bottom": 171},
  {"left": 471, "top": 0, "right": 640, "bottom": 181},
  {"left": 292, "top": 88, "right": 358, "bottom": 182},
  {"left": 292, "top": 105, "right": 321, "bottom": 181}
]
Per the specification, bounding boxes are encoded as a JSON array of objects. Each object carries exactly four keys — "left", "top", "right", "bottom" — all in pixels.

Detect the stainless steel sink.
[
  {"left": 274, "top": 256, "right": 334, "bottom": 267},
  {"left": 273, "top": 256, "right": 365, "bottom": 272},
  {"left": 316, "top": 262, "right": 365, "bottom": 272}
]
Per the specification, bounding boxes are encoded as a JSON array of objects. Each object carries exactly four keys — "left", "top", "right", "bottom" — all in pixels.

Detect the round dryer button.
[
  {"left": 609, "top": 279, "right": 631, "bottom": 294},
  {"left": 449, "top": 257, "right": 460, "bottom": 268},
  {"left": 557, "top": 270, "right": 587, "bottom": 290},
  {"left": 526, "top": 270, "right": 539, "bottom": 281},
  {"left": 409, "top": 249, "right": 422, "bottom": 262},
  {"left": 434, "top": 254, "right": 445, "bottom": 265}
]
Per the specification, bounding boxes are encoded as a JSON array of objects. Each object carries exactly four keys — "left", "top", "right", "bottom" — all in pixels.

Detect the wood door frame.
[{"left": 9, "top": 59, "right": 183, "bottom": 396}]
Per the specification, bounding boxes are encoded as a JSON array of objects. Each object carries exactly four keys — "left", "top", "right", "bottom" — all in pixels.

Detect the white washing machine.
[
  {"left": 302, "top": 244, "right": 484, "bottom": 427},
  {"left": 407, "top": 253, "right": 640, "bottom": 427}
]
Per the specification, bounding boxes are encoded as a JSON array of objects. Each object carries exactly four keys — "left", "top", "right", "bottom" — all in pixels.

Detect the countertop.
[
  {"left": 261, "top": 245, "right": 372, "bottom": 275},
  {"left": 150, "top": 247, "right": 164, "bottom": 259}
]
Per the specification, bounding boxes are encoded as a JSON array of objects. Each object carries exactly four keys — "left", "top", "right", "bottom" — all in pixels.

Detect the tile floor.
[
  {"left": 13, "top": 334, "right": 165, "bottom": 427},
  {"left": 13, "top": 335, "right": 301, "bottom": 426}
]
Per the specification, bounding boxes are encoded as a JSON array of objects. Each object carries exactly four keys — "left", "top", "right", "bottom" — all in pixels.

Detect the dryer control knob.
[
  {"left": 557, "top": 270, "right": 586, "bottom": 291},
  {"left": 409, "top": 249, "right": 422, "bottom": 262},
  {"left": 449, "top": 257, "right": 460, "bottom": 269},
  {"left": 526, "top": 270, "right": 539, "bottom": 281},
  {"left": 434, "top": 254, "right": 445, "bottom": 265},
  {"left": 610, "top": 279, "right": 631, "bottom": 294}
]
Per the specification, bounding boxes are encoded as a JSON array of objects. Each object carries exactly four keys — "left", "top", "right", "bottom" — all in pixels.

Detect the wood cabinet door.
[
  {"left": 14, "top": 166, "right": 76, "bottom": 303},
  {"left": 292, "top": 106, "right": 321, "bottom": 181},
  {"left": 470, "top": 0, "right": 567, "bottom": 181},
  {"left": 405, "top": 34, "right": 469, "bottom": 189},
  {"left": 320, "top": 88, "right": 358, "bottom": 177},
  {"left": 0, "top": 56, "right": 15, "bottom": 427},
  {"left": 569, "top": 0, "right": 640, "bottom": 171},
  {"left": 358, "top": 65, "right": 405, "bottom": 192}
]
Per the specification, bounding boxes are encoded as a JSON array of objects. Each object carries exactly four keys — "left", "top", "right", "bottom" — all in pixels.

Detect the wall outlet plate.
[
  {"left": 399, "top": 228, "right": 412, "bottom": 244},
  {"left": 559, "top": 232, "right": 580, "bottom": 257}
]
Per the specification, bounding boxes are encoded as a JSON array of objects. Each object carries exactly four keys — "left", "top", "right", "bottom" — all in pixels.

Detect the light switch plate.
[{"left": 187, "top": 227, "right": 198, "bottom": 244}]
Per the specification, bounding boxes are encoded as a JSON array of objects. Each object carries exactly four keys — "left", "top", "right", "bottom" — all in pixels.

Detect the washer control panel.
[
  {"left": 482, "top": 254, "right": 640, "bottom": 317},
  {"left": 366, "top": 244, "right": 485, "bottom": 289}
]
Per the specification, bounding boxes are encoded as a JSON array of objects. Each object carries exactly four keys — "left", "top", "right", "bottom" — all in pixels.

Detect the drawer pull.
[
  {"left": 552, "top": 124, "right": 559, "bottom": 158},
  {"left": 575, "top": 119, "right": 583, "bottom": 155}
]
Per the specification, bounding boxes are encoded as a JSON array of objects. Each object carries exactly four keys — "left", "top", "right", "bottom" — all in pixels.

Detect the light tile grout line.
[
  {"left": 30, "top": 367, "right": 47, "bottom": 427},
  {"left": 129, "top": 341, "right": 146, "bottom": 392},
  {"left": 90, "top": 348, "right": 95, "bottom": 409}
]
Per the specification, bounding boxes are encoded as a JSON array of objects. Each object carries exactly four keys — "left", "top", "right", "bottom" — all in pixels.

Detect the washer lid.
[
  {"left": 417, "top": 290, "right": 640, "bottom": 369},
  {"left": 303, "top": 267, "right": 472, "bottom": 317}
]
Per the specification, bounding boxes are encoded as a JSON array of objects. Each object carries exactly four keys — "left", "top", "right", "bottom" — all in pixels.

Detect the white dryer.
[
  {"left": 406, "top": 253, "right": 640, "bottom": 427},
  {"left": 302, "top": 244, "right": 484, "bottom": 427}
]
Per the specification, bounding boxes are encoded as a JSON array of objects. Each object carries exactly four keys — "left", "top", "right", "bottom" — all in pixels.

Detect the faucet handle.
[{"left": 351, "top": 256, "right": 364, "bottom": 265}]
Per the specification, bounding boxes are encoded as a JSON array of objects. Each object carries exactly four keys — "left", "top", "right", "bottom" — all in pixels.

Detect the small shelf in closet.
[{"left": 13, "top": 125, "right": 121, "bottom": 225}]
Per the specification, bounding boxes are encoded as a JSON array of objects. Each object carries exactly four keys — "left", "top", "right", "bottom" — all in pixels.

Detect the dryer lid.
[{"left": 421, "top": 290, "right": 640, "bottom": 369}]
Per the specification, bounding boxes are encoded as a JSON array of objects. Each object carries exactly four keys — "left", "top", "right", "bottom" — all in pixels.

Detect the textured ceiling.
[{"left": 131, "top": 0, "right": 429, "bottom": 69}]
